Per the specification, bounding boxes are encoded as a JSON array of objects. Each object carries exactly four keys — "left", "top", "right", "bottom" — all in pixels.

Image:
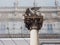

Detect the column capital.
[{"left": 24, "top": 15, "right": 43, "bottom": 30}]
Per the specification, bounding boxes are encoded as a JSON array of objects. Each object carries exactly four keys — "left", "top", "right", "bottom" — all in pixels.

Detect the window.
[
  {"left": 47, "top": 24, "right": 53, "bottom": 34},
  {"left": 0, "top": 23, "right": 6, "bottom": 34},
  {"left": 41, "top": 43, "right": 60, "bottom": 45}
]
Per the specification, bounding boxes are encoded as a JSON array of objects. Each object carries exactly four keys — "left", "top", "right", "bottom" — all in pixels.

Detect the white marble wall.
[{"left": 0, "top": 21, "right": 59, "bottom": 34}]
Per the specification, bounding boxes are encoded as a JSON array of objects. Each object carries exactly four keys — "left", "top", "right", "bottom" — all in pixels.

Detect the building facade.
[{"left": 0, "top": 7, "right": 60, "bottom": 45}]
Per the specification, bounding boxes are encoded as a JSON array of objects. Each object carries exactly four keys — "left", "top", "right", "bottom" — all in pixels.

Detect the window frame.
[{"left": 41, "top": 42, "right": 60, "bottom": 45}]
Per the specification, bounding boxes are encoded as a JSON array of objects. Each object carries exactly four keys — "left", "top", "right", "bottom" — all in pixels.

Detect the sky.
[{"left": 0, "top": 0, "right": 60, "bottom": 7}]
